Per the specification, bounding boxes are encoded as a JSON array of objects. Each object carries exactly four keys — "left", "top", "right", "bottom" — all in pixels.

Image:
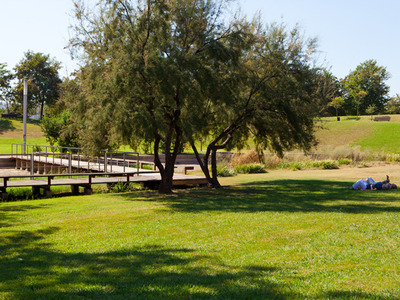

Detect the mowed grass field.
[
  {"left": 0, "top": 119, "right": 47, "bottom": 153},
  {"left": 315, "top": 115, "right": 400, "bottom": 154},
  {"left": 2, "top": 166, "right": 400, "bottom": 298},
  {"left": 2, "top": 116, "right": 400, "bottom": 298}
]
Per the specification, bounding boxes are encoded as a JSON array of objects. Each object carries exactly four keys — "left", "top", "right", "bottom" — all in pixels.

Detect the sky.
[{"left": 1, "top": 0, "right": 400, "bottom": 96}]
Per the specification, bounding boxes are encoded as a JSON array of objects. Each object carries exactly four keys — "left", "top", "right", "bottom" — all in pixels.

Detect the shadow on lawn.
[
  {"left": 0, "top": 226, "right": 304, "bottom": 299},
  {"left": 131, "top": 179, "right": 400, "bottom": 214},
  {"left": 0, "top": 119, "right": 15, "bottom": 133},
  {"left": 0, "top": 226, "right": 389, "bottom": 299},
  {"left": 0, "top": 204, "right": 52, "bottom": 228}
]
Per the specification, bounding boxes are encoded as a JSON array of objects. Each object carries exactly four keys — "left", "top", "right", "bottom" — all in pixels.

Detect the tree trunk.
[
  {"left": 190, "top": 140, "right": 211, "bottom": 181},
  {"left": 210, "top": 146, "right": 221, "bottom": 188},
  {"left": 153, "top": 118, "right": 182, "bottom": 194}
]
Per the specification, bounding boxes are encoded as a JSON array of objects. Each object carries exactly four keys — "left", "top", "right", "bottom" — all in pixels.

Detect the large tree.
[
  {"left": 68, "top": 0, "right": 323, "bottom": 192},
  {"left": 185, "top": 23, "right": 323, "bottom": 187},
  {"left": 68, "top": 0, "right": 244, "bottom": 193},
  {"left": 14, "top": 51, "right": 62, "bottom": 118},
  {"left": 341, "top": 59, "right": 390, "bottom": 115}
]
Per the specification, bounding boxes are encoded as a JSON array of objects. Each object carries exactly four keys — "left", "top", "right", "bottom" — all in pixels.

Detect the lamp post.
[{"left": 23, "top": 78, "right": 28, "bottom": 154}]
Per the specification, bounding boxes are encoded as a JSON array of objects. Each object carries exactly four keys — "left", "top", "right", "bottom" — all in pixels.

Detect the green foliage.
[
  {"left": 109, "top": 182, "right": 141, "bottom": 193},
  {"left": 337, "top": 158, "right": 352, "bottom": 165},
  {"left": 277, "top": 161, "right": 304, "bottom": 170},
  {"left": 13, "top": 51, "right": 62, "bottom": 118},
  {"left": 217, "top": 165, "right": 236, "bottom": 177},
  {"left": 385, "top": 94, "right": 400, "bottom": 114},
  {"left": 41, "top": 111, "right": 79, "bottom": 148},
  {"left": 234, "top": 163, "right": 267, "bottom": 174},
  {"left": 329, "top": 96, "right": 345, "bottom": 117},
  {"left": 277, "top": 160, "right": 339, "bottom": 170},
  {"left": 320, "top": 160, "right": 339, "bottom": 169},
  {"left": 341, "top": 59, "right": 390, "bottom": 115}
]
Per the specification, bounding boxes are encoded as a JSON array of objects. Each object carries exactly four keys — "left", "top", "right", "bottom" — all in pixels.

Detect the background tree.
[
  {"left": 341, "top": 59, "right": 390, "bottom": 115},
  {"left": 0, "top": 63, "right": 14, "bottom": 114},
  {"left": 354, "top": 90, "right": 368, "bottom": 119},
  {"left": 385, "top": 94, "right": 400, "bottom": 114},
  {"left": 13, "top": 51, "right": 62, "bottom": 118},
  {"left": 365, "top": 104, "right": 377, "bottom": 120},
  {"left": 329, "top": 96, "right": 345, "bottom": 119}
]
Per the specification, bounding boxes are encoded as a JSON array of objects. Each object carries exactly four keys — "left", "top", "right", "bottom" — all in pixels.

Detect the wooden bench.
[{"left": 373, "top": 116, "right": 391, "bottom": 122}]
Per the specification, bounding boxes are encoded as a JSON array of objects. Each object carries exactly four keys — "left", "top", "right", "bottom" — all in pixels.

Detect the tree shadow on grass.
[
  {"left": 126, "top": 179, "right": 400, "bottom": 214},
  {"left": 0, "top": 119, "right": 15, "bottom": 133},
  {"left": 0, "top": 204, "right": 52, "bottom": 228},
  {"left": 0, "top": 227, "right": 304, "bottom": 299}
]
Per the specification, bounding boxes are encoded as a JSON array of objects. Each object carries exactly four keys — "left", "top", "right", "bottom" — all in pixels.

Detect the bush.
[
  {"left": 234, "top": 163, "right": 267, "bottom": 174},
  {"left": 109, "top": 182, "right": 141, "bottom": 192},
  {"left": 277, "top": 161, "right": 303, "bottom": 170},
  {"left": 321, "top": 160, "right": 339, "bottom": 169},
  {"left": 385, "top": 153, "right": 400, "bottom": 162},
  {"left": 217, "top": 166, "right": 236, "bottom": 177},
  {"left": 337, "top": 158, "right": 351, "bottom": 165}
]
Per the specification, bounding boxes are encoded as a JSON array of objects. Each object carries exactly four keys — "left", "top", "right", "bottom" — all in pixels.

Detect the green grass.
[
  {"left": 315, "top": 116, "right": 400, "bottom": 154},
  {"left": 2, "top": 172, "right": 400, "bottom": 298},
  {"left": 0, "top": 118, "right": 48, "bottom": 154},
  {"left": 356, "top": 122, "right": 400, "bottom": 153}
]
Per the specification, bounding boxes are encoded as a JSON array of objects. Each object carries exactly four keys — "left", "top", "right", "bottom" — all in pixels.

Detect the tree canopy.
[
  {"left": 67, "top": 0, "right": 325, "bottom": 192},
  {"left": 13, "top": 51, "right": 62, "bottom": 118},
  {"left": 341, "top": 59, "right": 390, "bottom": 115}
]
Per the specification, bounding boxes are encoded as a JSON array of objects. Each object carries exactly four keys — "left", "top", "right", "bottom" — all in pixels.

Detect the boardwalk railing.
[
  {"left": 11, "top": 144, "right": 144, "bottom": 175},
  {"left": 0, "top": 170, "right": 159, "bottom": 200}
]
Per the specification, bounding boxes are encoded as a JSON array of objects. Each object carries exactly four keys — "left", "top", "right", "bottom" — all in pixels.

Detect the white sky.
[{"left": 1, "top": 0, "right": 399, "bottom": 95}]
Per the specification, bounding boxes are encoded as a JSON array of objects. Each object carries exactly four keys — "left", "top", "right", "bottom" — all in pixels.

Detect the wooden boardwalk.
[
  {"left": 14, "top": 154, "right": 147, "bottom": 174},
  {"left": 0, "top": 171, "right": 208, "bottom": 201},
  {"left": 0, "top": 151, "right": 208, "bottom": 201}
]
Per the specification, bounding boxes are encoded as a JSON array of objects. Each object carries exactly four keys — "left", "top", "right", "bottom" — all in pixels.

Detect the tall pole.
[{"left": 23, "top": 78, "right": 28, "bottom": 154}]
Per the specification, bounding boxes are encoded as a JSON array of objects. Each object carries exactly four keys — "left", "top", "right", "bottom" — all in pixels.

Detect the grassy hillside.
[
  {"left": 314, "top": 115, "right": 400, "bottom": 154},
  {"left": 0, "top": 118, "right": 47, "bottom": 154}
]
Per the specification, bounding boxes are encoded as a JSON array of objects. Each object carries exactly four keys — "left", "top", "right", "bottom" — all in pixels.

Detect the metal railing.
[{"left": 11, "top": 144, "right": 142, "bottom": 175}]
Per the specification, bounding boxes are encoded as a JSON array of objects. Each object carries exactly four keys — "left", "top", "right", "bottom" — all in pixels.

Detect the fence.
[{"left": 11, "top": 144, "right": 141, "bottom": 175}]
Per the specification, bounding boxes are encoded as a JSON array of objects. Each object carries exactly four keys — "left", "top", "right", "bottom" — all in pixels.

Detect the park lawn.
[
  {"left": 315, "top": 116, "right": 400, "bottom": 154},
  {"left": 0, "top": 118, "right": 48, "bottom": 154},
  {"left": 2, "top": 170, "right": 400, "bottom": 298},
  {"left": 356, "top": 122, "right": 400, "bottom": 153}
]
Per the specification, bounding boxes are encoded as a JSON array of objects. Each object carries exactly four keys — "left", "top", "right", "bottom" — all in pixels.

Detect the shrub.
[
  {"left": 337, "top": 158, "right": 351, "bottom": 165},
  {"left": 321, "top": 160, "right": 339, "bottom": 169},
  {"left": 234, "top": 163, "right": 267, "bottom": 174},
  {"left": 385, "top": 153, "right": 400, "bottom": 162},
  {"left": 109, "top": 182, "right": 141, "bottom": 192},
  {"left": 217, "top": 166, "right": 236, "bottom": 177},
  {"left": 277, "top": 161, "right": 303, "bottom": 170}
]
